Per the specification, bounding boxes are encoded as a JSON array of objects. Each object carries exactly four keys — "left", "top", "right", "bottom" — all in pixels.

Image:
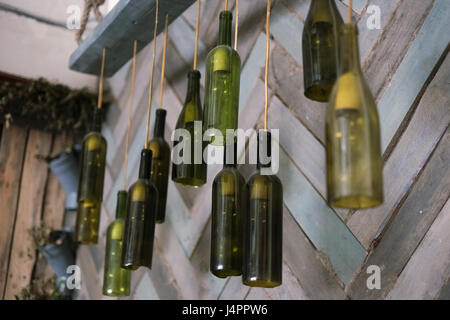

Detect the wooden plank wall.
[
  {"left": 3, "top": 0, "right": 447, "bottom": 300},
  {"left": 0, "top": 126, "right": 66, "bottom": 299}
]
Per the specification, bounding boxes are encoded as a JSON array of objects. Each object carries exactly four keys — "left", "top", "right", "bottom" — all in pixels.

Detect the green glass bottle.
[
  {"left": 102, "top": 190, "right": 131, "bottom": 296},
  {"left": 203, "top": 10, "right": 241, "bottom": 146},
  {"left": 326, "top": 23, "right": 383, "bottom": 209},
  {"left": 302, "top": 0, "right": 343, "bottom": 102},
  {"left": 149, "top": 109, "right": 171, "bottom": 223},
  {"left": 210, "top": 141, "right": 246, "bottom": 278},
  {"left": 172, "top": 70, "right": 207, "bottom": 187},
  {"left": 121, "top": 149, "right": 158, "bottom": 270},
  {"left": 75, "top": 108, "right": 107, "bottom": 245},
  {"left": 243, "top": 131, "right": 282, "bottom": 288}
]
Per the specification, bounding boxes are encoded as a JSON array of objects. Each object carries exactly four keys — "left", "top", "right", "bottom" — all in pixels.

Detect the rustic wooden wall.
[
  {"left": 0, "top": 126, "right": 66, "bottom": 299},
  {"left": 24, "top": 0, "right": 450, "bottom": 300}
]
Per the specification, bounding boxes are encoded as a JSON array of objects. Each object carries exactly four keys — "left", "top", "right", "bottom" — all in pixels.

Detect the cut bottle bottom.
[
  {"left": 243, "top": 278, "right": 281, "bottom": 288},
  {"left": 330, "top": 195, "right": 382, "bottom": 209},
  {"left": 304, "top": 83, "right": 333, "bottom": 102}
]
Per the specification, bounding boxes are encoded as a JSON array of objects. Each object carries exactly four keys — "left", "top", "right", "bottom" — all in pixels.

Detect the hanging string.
[
  {"left": 159, "top": 14, "right": 169, "bottom": 109},
  {"left": 234, "top": 0, "right": 239, "bottom": 50},
  {"left": 145, "top": 0, "right": 159, "bottom": 149},
  {"left": 224, "top": 0, "right": 228, "bottom": 11},
  {"left": 193, "top": 0, "right": 201, "bottom": 70},
  {"left": 97, "top": 47, "right": 106, "bottom": 110},
  {"left": 348, "top": 0, "right": 352, "bottom": 23},
  {"left": 123, "top": 40, "right": 138, "bottom": 190},
  {"left": 264, "top": 0, "right": 271, "bottom": 131}
]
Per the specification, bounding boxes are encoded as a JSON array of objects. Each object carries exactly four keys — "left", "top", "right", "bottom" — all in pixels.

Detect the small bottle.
[
  {"left": 326, "top": 23, "right": 383, "bottom": 209},
  {"left": 243, "top": 131, "right": 283, "bottom": 288},
  {"left": 210, "top": 141, "right": 246, "bottom": 278},
  {"left": 149, "top": 109, "right": 171, "bottom": 223},
  {"left": 102, "top": 190, "right": 131, "bottom": 296},
  {"left": 203, "top": 10, "right": 241, "bottom": 146},
  {"left": 302, "top": 0, "right": 343, "bottom": 102},
  {"left": 172, "top": 70, "right": 207, "bottom": 187},
  {"left": 75, "top": 108, "right": 107, "bottom": 245},
  {"left": 121, "top": 149, "right": 158, "bottom": 270}
]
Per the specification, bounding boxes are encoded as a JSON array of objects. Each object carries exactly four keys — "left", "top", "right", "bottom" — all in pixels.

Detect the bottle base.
[
  {"left": 329, "top": 195, "right": 382, "bottom": 209},
  {"left": 102, "top": 289, "right": 131, "bottom": 297},
  {"left": 243, "top": 278, "right": 281, "bottom": 288},
  {"left": 173, "top": 177, "right": 206, "bottom": 187},
  {"left": 211, "top": 269, "right": 242, "bottom": 279},
  {"left": 304, "top": 84, "right": 333, "bottom": 102}
]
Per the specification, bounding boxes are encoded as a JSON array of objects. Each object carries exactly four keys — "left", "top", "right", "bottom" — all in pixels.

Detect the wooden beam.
[{"left": 69, "top": 0, "right": 196, "bottom": 77}]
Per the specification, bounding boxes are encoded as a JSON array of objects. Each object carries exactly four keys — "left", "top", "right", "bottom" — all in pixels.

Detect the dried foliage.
[
  {"left": 15, "top": 276, "right": 65, "bottom": 300},
  {"left": 0, "top": 78, "right": 109, "bottom": 137}
]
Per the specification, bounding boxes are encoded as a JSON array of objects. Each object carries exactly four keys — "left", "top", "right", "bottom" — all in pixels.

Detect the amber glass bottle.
[
  {"left": 210, "top": 142, "right": 246, "bottom": 278},
  {"left": 149, "top": 109, "right": 171, "bottom": 223},
  {"left": 326, "top": 24, "right": 383, "bottom": 209},
  {"left": 203, "top": 11, "right": 241, "bottom": 146},
  {"left": 302, "top": 0, "right": 343, "bottom": 102},
  {"left": 172, "top": 70, "right": 207, "bottom": 187},
  {"left": 121, "top": 149, "right": 158, "bottom": 270},
  {"left": 102, "top": 190, "right": 131, "bottom": 296},
  {"left": 75, "top": 108, "right": 107, "bottom": 245},
  {"left": 243, "top": 131, "right": 282, "bottom": 288}
]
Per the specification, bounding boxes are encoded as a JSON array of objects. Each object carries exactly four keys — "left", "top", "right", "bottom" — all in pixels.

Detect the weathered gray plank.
[
  {"left": 133, "top": 272, "right": 160, "bottom": 300},
  {"left": 347, "top": 53, "right": 450, "bottom": 249},
  {"left": 69, "top": 0, "right": 196, "bottom": 77},
  {"left": 363, "top": 0, "right": 434, "bottom": 101},
  {"left": 278, "top": 146, "right": 366, "bottom": 284},
  {"left": 378, "top": 0, "right": 450, "bottom": 151},
  {"left": 348, "top": 128, "right": 450, "bottom": 299},
  {"left": 387, "top": 198, "right": 450, "bottom": 300},
  {"left": 283, "top": 208, "right": 347, "bottom": 299},
  {"left": 218, "top": 277, "right": 249, "bottom": 300}
]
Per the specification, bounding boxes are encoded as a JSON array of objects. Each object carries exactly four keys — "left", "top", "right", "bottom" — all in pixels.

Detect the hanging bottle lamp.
[
  {"left": 203, "top": 0, "right": 241, "bottom": 146},
  {"left": 326, "top": 0, "right": 383, "bottom": 209},
  {"left": 102, "top": 41, "right": 139, "bottom": 297},
  {"left": 243, "top": 0, "right": 283, "bottom": 288},
  {"left": 149, "top": 15, "right": 171, "bottom": 224},
  {"left": 121, "top": 2, "right": 159, "bottom": 270},
  {"left": 302, "top": 0, "right": 343, "bottom": 102},
  {"left": 210, "top": 139, "right": 246, "bottom": 278},
  {"left": 172, "top": 0, "right": 207, "bottom": 187},
  {"left": 75, "top": 47, "right": 108, "bottom": 245}
]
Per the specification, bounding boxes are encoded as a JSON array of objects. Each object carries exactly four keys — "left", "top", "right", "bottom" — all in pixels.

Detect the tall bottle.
[
  {"left": 203, "top": 10, "right": 241, "bottom": 146},
  {"left": 302, "top": 0, "right": 343, "bottom": 102},
  {"left": 172, "top": 70, "right": 207, "bottom": 187},
  {"left": 243, "top": 131, "right": 282, "bottom": 288},
  {"left": 210, "top": 141, "right": 246, "bottom": 278},
  {"left": 326, "top": 23, "right": 383, "bottom": 209},
  {"left": 121, "top": 149, "right": 158, "bottom": 270},
  {"left": 75, "top": 108, "right": 107, "bottom": 245},
  {"left": 102, "top": 190, "right": 131, "bottom": 296},
  {"left": 149, "top": 109, "right": 171, "bottom": 223}
]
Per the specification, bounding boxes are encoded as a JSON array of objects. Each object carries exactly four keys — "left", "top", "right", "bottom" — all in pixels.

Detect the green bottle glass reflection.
[
  {"left": 172, "top": 70, "right": 207, "bottom": 187},
  {"left": 121, "top": 149, "right": 158, "bottom": 270},
  {"left": 210, "top": 142, "right": 246, "bottom": 278},
  {"left": 326, "top": 24, "right": 383, "bottom": 209},
  {"left": 102, "top": 190, "right": 131, "bottom": 296},
  {"left": 243, "top": 131, "right": 282, "bottom": 288},
  {"left": 302, "top": 0, "right": 343, "bottom": 102},
  {"left": 75, "top": 108, "right": 107, "bottom": 245},
  {"left": 149, "top": 109, "right": 171, "bottom": 223},
  {"left": 203, "top": 10, "right": 241, "bottom": 146}
]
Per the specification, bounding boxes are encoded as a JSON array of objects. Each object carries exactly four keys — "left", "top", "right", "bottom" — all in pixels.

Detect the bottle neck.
[
  {"left": 185, "top": 70, "right": 201, "bottom": 104},
  {"left": 138, "top": 149, "right": 152, "bottom": 179},
  {"left": 223, "top": 141, "right": 237, "bottom": 168},
  {"left": 256, "top": 130, "right": 271, "bottom": 169},
  {"left": 218, "top": 11, "right": 232, "bottom": 46},
  {"left": 154, "top": 109, "right": 166, "bottom": 138},
  {"left": 338, "top": 24, "right": 361, "bottom": 75},
  {"left": 92, "top": 108, "right": 102, "bottom": 132},
  {"left": 115, "top": 190, "right": 127, "bottom": 220}
]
